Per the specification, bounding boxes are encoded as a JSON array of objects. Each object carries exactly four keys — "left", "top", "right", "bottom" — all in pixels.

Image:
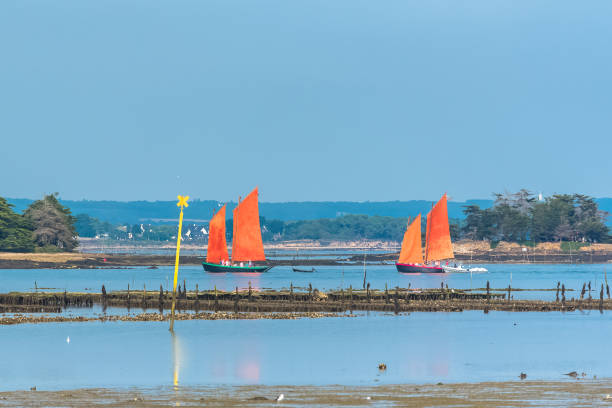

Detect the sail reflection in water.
[
  {"left": 211, "top": 330, "right": 262, "bottom": 383},
  {"left": 171, "top": 332, "right": 182, "bottom": 390},
  {"left": 207, "top": 273, "right": 262, "bottom": 292}
]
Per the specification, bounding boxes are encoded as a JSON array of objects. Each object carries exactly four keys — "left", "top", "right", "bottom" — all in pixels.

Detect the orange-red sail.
[
  {"left": 231, "top": 187, "right": 266, "bottom": 262},
  {"left": 425, "top": 193, "right": 454, "bottom": 262},
  {"left": 206, "top": 205, "right": 229, "bottom": 264},
  {"left": 398, "top": 214, "right": 424, "bottom": 264}
]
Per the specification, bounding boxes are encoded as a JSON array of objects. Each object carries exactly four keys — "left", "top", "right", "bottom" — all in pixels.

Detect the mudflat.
[{"left": 2, "top": 380, "right": 612, "bottom": 407}]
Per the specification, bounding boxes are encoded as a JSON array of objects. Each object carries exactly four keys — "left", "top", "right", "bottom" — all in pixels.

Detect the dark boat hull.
[
  {"left": 202, "top": 262, "right": 272, "bottom": 273},
  {"left": 395, "top": 263, "right": 445, "bottom": 273},
  {"left": 292, "top": 267, "right": 315, "bottom": 273}
]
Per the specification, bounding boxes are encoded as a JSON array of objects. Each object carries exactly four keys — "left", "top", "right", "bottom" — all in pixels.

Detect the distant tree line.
[
  {"left": 69, "top": 191, "right": 612, "bottom": 244},
  {"left": 0, "top": 194, "right": 77, "bottom": 252},
  {"left": 3, "top": 191, "right": 608, "bottom": 253},
  {"left": 261, "top": 214, "right": 409, "bottom": 242},
  {"left": 462, "top": 190, "right": 610, "bottom": 243}
]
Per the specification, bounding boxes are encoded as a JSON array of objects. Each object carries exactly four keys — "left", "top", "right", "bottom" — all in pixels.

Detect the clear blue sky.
[{"left": 1, "top": 0, "right": 611, "bottom": 202}]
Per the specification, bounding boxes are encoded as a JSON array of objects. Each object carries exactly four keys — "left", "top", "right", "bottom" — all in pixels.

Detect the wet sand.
[{"left": 2, "top": 380, "right": 612, "bottom": 407}]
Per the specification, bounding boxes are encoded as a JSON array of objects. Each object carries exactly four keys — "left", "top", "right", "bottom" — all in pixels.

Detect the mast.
[
  {"left": 425, "top": 202, "right": 433, "bottom": 264},
  {"left": 231, "top": 197, "right": 240, "bottom": 263}
]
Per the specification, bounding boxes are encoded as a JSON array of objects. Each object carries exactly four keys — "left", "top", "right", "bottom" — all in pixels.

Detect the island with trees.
[{"left": 0, "top": 190, "right": 610, "bottom": 267}]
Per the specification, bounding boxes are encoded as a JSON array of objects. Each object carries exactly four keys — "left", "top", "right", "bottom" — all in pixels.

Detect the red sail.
[
  {"left": 206, "top": 205, "right": 229, "bottom": 264},
  {"left": 231, "top": 187, "right": 266, "bottom": 262},
  {"left": 398, "top": 214, "right": 424, "bottom": 264},
  {"left": 425, "top": 193, "right": 454, "bottom": 262}
]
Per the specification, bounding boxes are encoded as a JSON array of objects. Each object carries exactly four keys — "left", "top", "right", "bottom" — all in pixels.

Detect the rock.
[
  {"left": 378, "top": 363, "right": 387, "bottom": 371},
  {"left": 519, "top": 373, "right": 527, "bottom": 380},
  {"left": 564, "top": 371, "right": 578, "bottom": 378}
]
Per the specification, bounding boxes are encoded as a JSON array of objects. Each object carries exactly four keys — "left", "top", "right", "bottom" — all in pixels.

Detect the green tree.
[
  {"left": 74, "top": 214, "right": 98, "bottom": 237},
  {"left": 24, "top": 194, "right": 78, "bottom": 251},
  {"left": 0, "top": 197, "right": 35, "bottom": 252},
  {"left": 468, "top": 191, "right": 611, "bottom": 243}
]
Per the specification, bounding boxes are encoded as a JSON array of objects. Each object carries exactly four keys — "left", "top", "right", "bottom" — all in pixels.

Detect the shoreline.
[
  {"left": 2, "top": 380, "right": 612, "bottom": 406},
  {"left": 0, "top": 311, "right": 342, "bottom": 325},
  {"left": 0, "top": 251, "right": 610, "bottom": 269}
]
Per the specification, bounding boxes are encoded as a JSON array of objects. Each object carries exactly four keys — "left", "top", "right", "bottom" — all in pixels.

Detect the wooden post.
[
  {"left": 194, "top": 283, "right": 199, "bottom": 313},
  {"left": 394, "top": 286, "right": 399, "bottom": 313},
  {"left": 606, "top": 268, "right": 610, "bottom": 299},
  {"left": 556, "top": 282, "right": 560, "bottom": 303},
  {"left": 159, "top": 284, "right": 164, "bottom": 314},
  {"left": 234, "top": 286, "right": 239, "bottom": 312},
  {"left": 561, "top": 284, "right": 566, "bottom": 304},
  {"left": 362, "top": 253, "right": 367, "bottom": 289}
]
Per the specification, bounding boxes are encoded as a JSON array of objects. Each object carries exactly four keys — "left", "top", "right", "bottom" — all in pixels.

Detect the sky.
[{"left": 1, "top": 0, "right": 611, "bottom": 202}]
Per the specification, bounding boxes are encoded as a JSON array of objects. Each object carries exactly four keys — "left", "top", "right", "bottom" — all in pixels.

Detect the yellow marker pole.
[{"left": 170, "top": 195, "right": 189, "bottom": 332}]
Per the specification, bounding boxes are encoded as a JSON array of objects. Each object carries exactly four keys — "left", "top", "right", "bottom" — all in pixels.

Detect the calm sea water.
[
  {"left": 0, "top": 264, "right": 609, "bottom": 300},
  {"left": 0, "top": 311, "right": 610, "bottom": 391}
]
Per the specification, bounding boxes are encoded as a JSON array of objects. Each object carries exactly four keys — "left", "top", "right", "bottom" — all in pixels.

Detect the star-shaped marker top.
[{"left": 177, "top": 195, "right": 189, "bottom": 208}]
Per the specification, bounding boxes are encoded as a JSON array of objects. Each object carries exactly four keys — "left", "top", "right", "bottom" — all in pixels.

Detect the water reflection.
[
  {"left": 171, "top": 332, "right": 182, "bottom": 390},
  {"left": 2, "top": 311, "right": 612, "bottom": 391},
  {"left": 207, "top": 272, "right": 262, "bottom": 292},
  {"left": 236, "top": 345, "right": 261, "bottom": 383}
]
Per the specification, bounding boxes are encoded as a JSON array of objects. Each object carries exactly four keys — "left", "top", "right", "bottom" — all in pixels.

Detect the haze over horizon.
[{"left": 2, "top": 0, "right": 611, "bottom": 202}]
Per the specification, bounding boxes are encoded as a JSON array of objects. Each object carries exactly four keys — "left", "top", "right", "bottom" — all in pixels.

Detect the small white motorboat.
[{"left": 443, "top": 264, "right": 488, "bottom": 273}]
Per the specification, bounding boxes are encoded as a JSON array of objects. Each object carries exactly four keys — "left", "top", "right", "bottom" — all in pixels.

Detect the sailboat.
[
  {"left": 395, "top": 194, "right": 454, "bottom": 273},
  {"left": 202, "top": 187, "right": 272, "bottom": 273}
]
